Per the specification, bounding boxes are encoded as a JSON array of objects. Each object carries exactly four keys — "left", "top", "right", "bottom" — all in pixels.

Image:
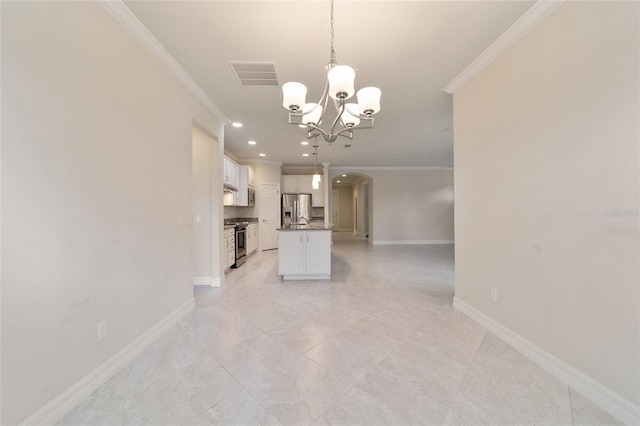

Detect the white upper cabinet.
[
  {"left": 282, "top": 175, "right": 312, "bottom": 194},
  {"left": 235, "top": 165, "right": 255, "bottom": 206},
  {"left": 224, "top": 163, "right": 255, "bottom": 206},
  {"left": 281, "top": 175, "right": 299, "bottom": 193},
  {"left": 282, "top": 175, "right": 324, "bottom": 207},
  {"left": 248, "top": 167, "right": 256, "bottom": 189},
  {"left": 311, "top": 179, "right": 324, "bottom": 207},
  {"left": 223, "top": 156, "right": 239, "bottom": 191}
]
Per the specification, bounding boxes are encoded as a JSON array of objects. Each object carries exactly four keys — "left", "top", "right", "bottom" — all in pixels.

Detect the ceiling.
[{"left": 124, "top": 1, "right": 535, "bottom": 167}]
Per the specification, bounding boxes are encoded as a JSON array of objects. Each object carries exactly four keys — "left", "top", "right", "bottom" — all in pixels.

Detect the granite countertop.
[
  {"left": 277, "top": 224, "right": 334, "bottom": 231},
  {"left": 224, "top": 218, "right": 258, "bottom": 229}
]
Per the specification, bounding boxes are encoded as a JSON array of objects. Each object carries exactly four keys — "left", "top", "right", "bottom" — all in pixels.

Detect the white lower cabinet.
[
  {"left": 277, "top": 230, "right": 331, "bottom": 280},
  {"left": 246, "top": 224, "right": 258, "bottom": 255},
  {"left": 225, "top": 228, "right": 235, "bottom": 269}
]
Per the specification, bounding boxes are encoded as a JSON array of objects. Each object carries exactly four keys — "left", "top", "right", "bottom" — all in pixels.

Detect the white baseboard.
[
  {"left": 373, "top": 240, "right": 454, "bottom": 245},
  {"left": 453, "top": 297, "right": 640, "bottom": 425},
  {"left": 22, "top": 298, "right": 195, "bottom": 426},
  {"left": 193, "top": 276, "right": 211, "bottom": 286},
  {"left": 193, "top": 276, "right": 220, "bottom": 287}
]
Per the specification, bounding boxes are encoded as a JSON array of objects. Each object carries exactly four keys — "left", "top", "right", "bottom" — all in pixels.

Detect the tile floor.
[{"left": 59, "top": 238, "right": 621, "bottom": 426}]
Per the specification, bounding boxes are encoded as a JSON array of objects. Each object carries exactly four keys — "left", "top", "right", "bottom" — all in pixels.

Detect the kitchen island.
[{"left": 277, "top": 226, "right": 332, "bottom": 280}]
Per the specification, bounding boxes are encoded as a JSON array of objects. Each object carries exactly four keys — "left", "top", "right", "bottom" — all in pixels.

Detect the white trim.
[
  {"left": 98, "top": 0, "right": 229, "bottom": 123},
  {"left": 373, "top": 240, "right": 454, "bottom": 246},
  {"left": 193, "top": 276, "right": 213, "bottom": 286},
  {"left": 453, "top": 297, "right": 640, "bottom": 425},
  {"left": 22, "top": 298, "right": 195, "bottom": 426},
  {"left": 442, "top": 1, "right": 564, "bottom": 94},
  {"left": 330, "top": 166, "right": 453, "bottom": 171},
  {"left": 246, "top": 159, "right": 283, "bottom": 166},
  {"left": 210, "top": 278, "right": 221, "bottom": 288},
  {"left": 193, "top": 276, "right": 211, "bottom": 286},
  {"left": 282, "top": 275, "right": 331, "bottom": 281}
]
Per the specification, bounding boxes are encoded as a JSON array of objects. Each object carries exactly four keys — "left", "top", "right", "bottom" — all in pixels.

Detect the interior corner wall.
[
  {"left": 1, "top": 2, "right": 223, "bottom": 424},
  {"left": 453, "top": 1, "right": 639, "bottom": 406}
]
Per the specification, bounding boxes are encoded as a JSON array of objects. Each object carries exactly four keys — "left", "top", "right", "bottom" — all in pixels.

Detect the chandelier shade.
[
  {"left": 282, "top": 82, "right": 307, "bottom": 112},
  {"left": 302, "top": 103, "right": 323, "bottom": 126},
  {"left": 342, "top": 103, "right": 361, "bottom": 127},
  {"left": 281, "top": 0, "right": 381, "bottom": 144},
  {"left": 327, "top": 65, "right": 356, "bottom": 100},
  {"left": 357, "top": 87, "right": 382, "bottom": 116}
]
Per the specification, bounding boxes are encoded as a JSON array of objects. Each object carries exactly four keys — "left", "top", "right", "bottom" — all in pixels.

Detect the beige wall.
[
  {"left": 329, "top": 169, "right": 453, "bottom": 244},
  {"left": 192, "top": 127, "right": 220, "bottom": 280},
  {"left": 1, "top": 2, "right": 223, "bottom": 424},
  {"left": 454, "top": 1, "right": 639, "bottom": 406},
  {"left": 253, "top": 161, "right": 283, "bottom": 187},
  {"left": 332, "top": 185, "right": 355, "bottom": 231}
]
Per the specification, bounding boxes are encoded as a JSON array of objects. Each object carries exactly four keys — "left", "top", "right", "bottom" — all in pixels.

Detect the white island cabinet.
[{"left": 277, "top": 229, "right": 331, "bottom": 280}]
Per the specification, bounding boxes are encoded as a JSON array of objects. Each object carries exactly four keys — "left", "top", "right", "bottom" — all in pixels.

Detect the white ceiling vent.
[{"left": 229, "top": 62, "right": 278, "bottom": 86}]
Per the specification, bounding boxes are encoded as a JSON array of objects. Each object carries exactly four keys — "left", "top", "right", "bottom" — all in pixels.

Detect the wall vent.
[
  {"left": 344, "top": 144, "right": 352, "bottom": 148},
  {"left": 229, "top": 62, "right": 278, "bottom": 86}
]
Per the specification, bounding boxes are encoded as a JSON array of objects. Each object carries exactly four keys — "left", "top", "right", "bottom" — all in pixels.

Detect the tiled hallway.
[{"left": 59, "top": 240, "right": 620, "bottom": 425}]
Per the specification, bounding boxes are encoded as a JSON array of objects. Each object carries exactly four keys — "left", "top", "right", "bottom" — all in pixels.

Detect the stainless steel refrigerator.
[{"left": 281, "top": 193, "right": 312, "bottom": 226}]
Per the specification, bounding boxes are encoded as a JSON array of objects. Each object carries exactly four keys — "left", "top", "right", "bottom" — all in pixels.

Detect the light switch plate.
[{"left": 98, "top": 319, "right": 109, "bottom": 341}]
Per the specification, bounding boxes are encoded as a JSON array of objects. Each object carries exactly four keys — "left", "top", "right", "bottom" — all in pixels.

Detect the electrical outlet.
[
  {"left": 490, "top": 288, "right": 498, "bottom": 303},
  {"left": 98, "top": 319, "right": 109, "bottom": 341},
  {"left": 195, "top": 215, "right": 202, "bottom": 224}
]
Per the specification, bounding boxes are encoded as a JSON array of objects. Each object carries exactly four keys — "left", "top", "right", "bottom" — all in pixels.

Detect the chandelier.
[{"left": 281, "top": 0, "right": 381, "bottom": 144}]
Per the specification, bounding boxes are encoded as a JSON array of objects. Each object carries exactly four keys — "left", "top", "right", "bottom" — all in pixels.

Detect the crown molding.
[
  {"left": 98, "top": 0, "right": 230, "bottom": 124},
  {"left": 246, "top": 158, "right": 283, "bottom": 166},
  {"left": 329, "top": 166, "right": 453, "bottom": 171},
  {"left": 442, "top": 0, "right": 564, "bottom": 95},
  {"left": 282, "top": 164, "right": 319, "bottom": 170}
]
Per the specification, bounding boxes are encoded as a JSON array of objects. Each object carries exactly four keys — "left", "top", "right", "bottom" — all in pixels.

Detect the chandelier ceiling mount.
[{"left": 282, "top": 0, "right": 381, "bottom": 144}]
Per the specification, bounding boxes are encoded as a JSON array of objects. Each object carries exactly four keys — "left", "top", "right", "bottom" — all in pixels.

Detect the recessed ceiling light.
[
  {"left": 300, "top": 141, "right": 309, "bottom": 146},
  {"left": 302, "top": 153, "right": 310, "bottom": 157},
  {"left": 232, "top": 122, "right": 243, "bottom": 128},
  {"left": 248, "top": 140, "right": 257, "bottom": 145},
  {"left": 259, "top": 153, "right": 266, "bottom": 157},
  {"left": 342, "top": 174, "right": 347, "bottom": 177},
  {"left": 336, "top": 180, "right": 341, "bottom": 183}
]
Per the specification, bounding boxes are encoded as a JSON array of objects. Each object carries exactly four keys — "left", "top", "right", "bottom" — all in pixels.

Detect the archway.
[{"left": 327, "top": 170, "right": 373, "bottom": 243}]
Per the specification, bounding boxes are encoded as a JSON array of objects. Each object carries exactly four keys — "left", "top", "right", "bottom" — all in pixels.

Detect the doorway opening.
[{"left": 329, "top": 172, "right": 373, "bottom": 242}]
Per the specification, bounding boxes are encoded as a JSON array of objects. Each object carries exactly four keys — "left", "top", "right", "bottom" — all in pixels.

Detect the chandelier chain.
[{"left": 329, "top": 0, "right": 336, "bottom": 66}]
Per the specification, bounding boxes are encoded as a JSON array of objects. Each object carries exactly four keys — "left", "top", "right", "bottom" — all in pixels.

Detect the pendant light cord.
[{"left": 313, "top": 136, "right": 319, "bottom": 173}]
